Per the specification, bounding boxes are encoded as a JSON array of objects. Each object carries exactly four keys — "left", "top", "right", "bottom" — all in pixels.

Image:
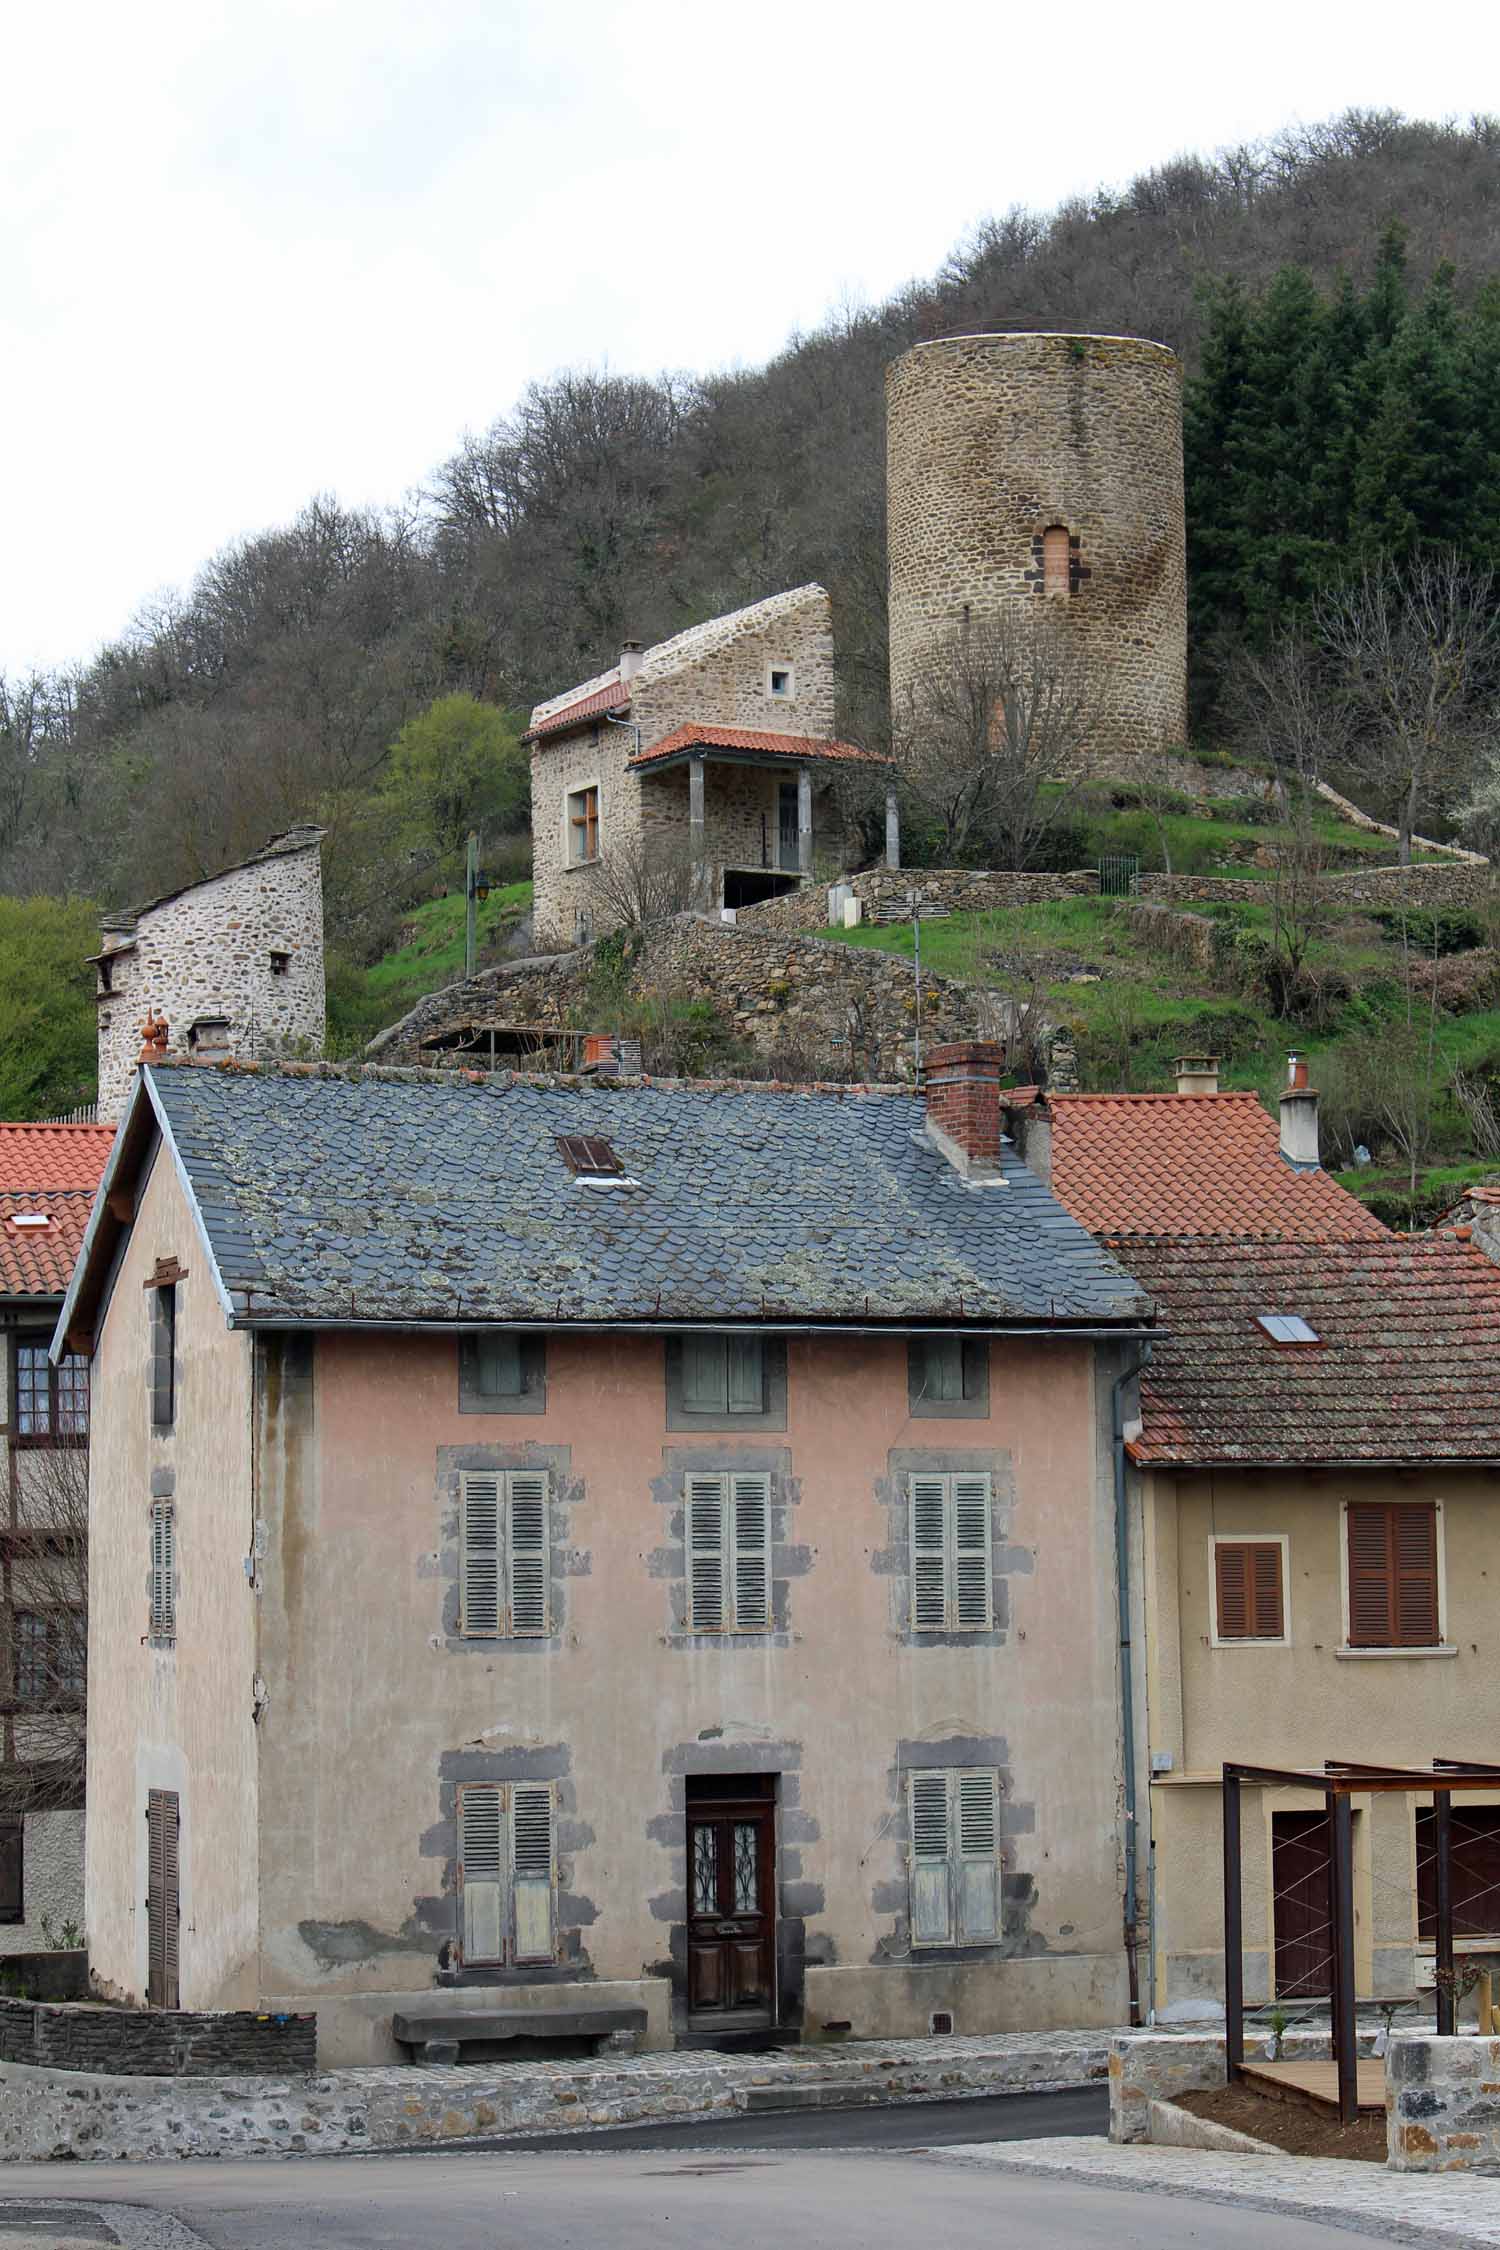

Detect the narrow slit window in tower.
[{"left": 1042, "top": 525, "right": 1072, "bottom": 598}]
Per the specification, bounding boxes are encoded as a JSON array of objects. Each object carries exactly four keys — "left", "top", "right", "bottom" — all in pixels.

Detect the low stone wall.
[
  {"left": 1136, "top": 862, "right": 1494, "bottom": 908},
  {"left": 0, "top": 1951, "right": 87, "bottom": 2002},
  {"left": 0, "top": 1995, "right": 316, "bottom": 2078},
  {"left": 1108, "top": 2029, "right": 1381, "bottom": 2144},
  {"left": 1387, "top": 2033, "right": 1500, "bottom": 2170},
  {"left": 736, "top": 868, "right": 1102, "bottom": 934},
  {"left": 0, "top": 2030, "right": 1110, "bottom": 2162}
]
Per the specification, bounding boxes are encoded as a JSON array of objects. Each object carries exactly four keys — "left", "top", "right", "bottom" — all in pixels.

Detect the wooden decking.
[{"left": 1239, "top": 2057, "right": 1387, "bottom": 2115}]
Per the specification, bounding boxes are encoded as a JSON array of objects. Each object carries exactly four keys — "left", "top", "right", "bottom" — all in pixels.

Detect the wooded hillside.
[{"left": 2, "top": 109, "right": 1498, "bottom": 959}]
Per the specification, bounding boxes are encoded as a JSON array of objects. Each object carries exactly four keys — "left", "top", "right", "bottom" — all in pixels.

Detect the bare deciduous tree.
[
  {"left": 582, "top": 833, "right": 698, "bottom": 936},
  {"left": 1, "top": 1441, "right": 87, "bottom": 1822},
  {"left": 892, "top": 611, "right": 1095, "bottom": 867},
  {"left": 1316, "top": 548, "right": 1500, "bottom": 864}
]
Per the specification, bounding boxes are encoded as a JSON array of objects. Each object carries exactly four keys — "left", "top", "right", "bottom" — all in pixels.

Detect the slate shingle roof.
[
  {"left": 1120, "top": 1234, "right": 1500, "bottom": 1465},
  {"left": 139, "top": 1063, "right": 1151, "bottom": 1330},
  {"left": 1046, "top": 1093, "right": 1386, "bottom": 1241},
  {"left": 0, "top": 1124, "right": 115, "bottom": 1298}
]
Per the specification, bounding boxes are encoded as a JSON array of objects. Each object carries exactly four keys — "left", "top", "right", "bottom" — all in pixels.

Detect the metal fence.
[{"left": 1098, "top": 854, "right": 1141, "bottom": 897}]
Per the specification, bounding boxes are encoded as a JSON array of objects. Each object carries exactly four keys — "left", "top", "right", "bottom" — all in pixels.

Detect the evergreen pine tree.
[{"left": 1353, "top": 263, "right": 1470, "bottom": 555}]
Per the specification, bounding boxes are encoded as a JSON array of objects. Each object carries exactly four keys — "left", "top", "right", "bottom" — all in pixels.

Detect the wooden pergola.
[{"left": 1223, "top": 1758, "right": 1500, "bottom": 2124}]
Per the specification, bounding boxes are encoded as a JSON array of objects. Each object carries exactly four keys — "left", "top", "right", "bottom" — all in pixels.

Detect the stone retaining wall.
[
  {"left": 0, "top": 2030, "right": 1110, "bottom": 2162},
  {"left": 1387, "top": 2033, "right": 1500, "bottom": 2170},
  {"left": 1108, "top": 2029, "right": 1382, "bottom": 2145},
  {"left": 0, "top": 1995, "right": 316, "bottom": 2078},
  {"left": 368, "top": 915, "right": 1011, "bottom": 1084}
]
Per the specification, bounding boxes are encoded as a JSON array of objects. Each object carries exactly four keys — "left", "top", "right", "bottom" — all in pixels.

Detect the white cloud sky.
[{"left": 2, "top": 0, "right": 1493, "bottom": 673}]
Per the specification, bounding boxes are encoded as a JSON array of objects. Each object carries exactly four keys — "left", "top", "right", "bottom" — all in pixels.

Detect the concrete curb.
[
  {"left": 942, "top": 2135, "right": 1500, "bottom": 2250},
  {"left": 1147, "top": 2097, "right": 1276, "bottom": 2155}
]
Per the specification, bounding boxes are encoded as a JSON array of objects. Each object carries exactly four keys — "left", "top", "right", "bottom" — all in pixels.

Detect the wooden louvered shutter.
[
  {"left": 150, "top": 1502, "right": 175, "bottom": 1638},
  {"left": 1347, "top": 1504, "right": 1395, "bottom": 1646},
  {"left": 1250, "top": 1542, "right": 1284, "bottom": 1638},
  {"left": 687, "top": 1475, "right": 726, "bottom": 1630},
  {"left": 726, "top": 1337, "right": 764, "bottom": 1415},
  {"left": 1392, "top": 1504, "right": 1439, "bottom": 1647},
  {"left": 459, "top": 1473, "right": 502, "bottom": 1636},
  {"left": 146, "top": 1789, "right": 179, "bottom": 2008},
  {"left": 1215, "top": 1542, "right": 1250, "bottom": 1638},
  {"left": 910, "top": 1475, "right": 949, "bottom": 1631},
  {"left": 909, "top": 1771, "right": 952, "bottom": 1944},
  {"left": 951, "top": 1474, "right": 993, "bottom": 1629},
  {"left": 730, "top": 1475, "right": 771, "bottom": 1630},
  {"left": 458, "top": 1784, "right": 505, "bottom": 1964},
  {"left": 956, "top": 1769, "right": 1000, "bottom": 1942},
  {"left": 506, "top": 1472, "right": 549, "bottom": 1636},
  {"left": 511, "top": 1783, "right": 555, "bottom": 1963}
]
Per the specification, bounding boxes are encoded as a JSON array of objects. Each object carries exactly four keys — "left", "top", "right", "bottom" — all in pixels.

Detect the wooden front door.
[
  {"left": 686, "top": 1787, "right": 775, "bottom": 2023},
  {"left": 1272, "top": 1810, "right": 1331, "bottom": 1998},
  {"left": 146, "top": 1789, "right": 180, "bottom": 2009}
]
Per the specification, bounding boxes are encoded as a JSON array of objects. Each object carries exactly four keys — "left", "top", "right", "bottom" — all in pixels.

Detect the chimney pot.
[
  {"left": 1280, "top": 1059, "right": 1321, "bottom": 1172},
  {"left": 924, "top": 1041, "right": 1006, "bottom": 1178},
  {"left": 618, "top": 640, "right": 644, "bottom": 686},
  {"left": 1173, "top": 1053, "right": 1220, "bottom": 1096}
]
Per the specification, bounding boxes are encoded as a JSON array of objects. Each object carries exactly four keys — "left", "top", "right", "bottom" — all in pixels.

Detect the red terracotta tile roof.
[
  {"left": 1119, "top": 1234, "right": 1500, "bottom": 1464},
  {"left": 628, "top": 723, "right": 886, "bottom": 769},
  {"left": 0, "top": 1124, "right": 114, "bottom": 1299},
  {"left": 522, "top": 679, "right": 628, "bottom": 743},
  {"left": 1045, "top": 1093, "right": 1386, "bottom": 1241}
]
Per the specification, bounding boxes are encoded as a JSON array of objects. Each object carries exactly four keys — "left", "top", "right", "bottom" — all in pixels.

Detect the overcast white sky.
[{"left": 3, "top": 0, "right": 1493, "bottom": 675}]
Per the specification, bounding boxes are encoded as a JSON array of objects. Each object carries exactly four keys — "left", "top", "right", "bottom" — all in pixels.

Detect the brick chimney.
[
  {"left": 1279, "top": 1052, "right": 1320, "bottom": 1171},
  {"left": 618, "top": 640, "right": 644, "bottom": 686},
  {"left": 1173, "top": 1053, "right": 1219, "bottom": 1096},
  {"left": 924, "top": 1041, "right": 1006, "bottom": 1182}
]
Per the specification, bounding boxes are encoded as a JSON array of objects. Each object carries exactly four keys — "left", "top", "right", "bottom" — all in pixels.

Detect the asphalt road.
[{"left": 0, "top": 2093, "right": 1394, "bottom": 2250}]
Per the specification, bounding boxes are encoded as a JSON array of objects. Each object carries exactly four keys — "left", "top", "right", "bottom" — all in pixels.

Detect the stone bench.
[{"left": 392, "top": 2005, "right": 648, "bottom": 2066}]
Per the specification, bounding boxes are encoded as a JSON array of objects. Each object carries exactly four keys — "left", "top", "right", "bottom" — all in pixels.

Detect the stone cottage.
[
  {"left": 525, "top": 587, "right": 894, "bottom": 948},
  {"left": 91, "top": 828, "right": 327, "bottom": 1115},
  {"left": 0, "top": 1120, "right": 113, "bottom": 1952},
  {"left": 59, "top": 1044, "right": 1155, "bottom": 2063}
]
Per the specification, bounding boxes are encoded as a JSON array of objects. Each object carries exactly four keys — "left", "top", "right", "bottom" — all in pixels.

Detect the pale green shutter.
[
  {"left": 910, "top": 1475, "right": 948, "bottom": 1630},
  {"left": 150, "top": 1501, "right": 175, "bottom": 1638},
  {"left": 727, "top": 1337, "right": 764, "bottom": 1414},
  {"left": 682, "top": 1336, "right": 726, "bottom": 1414},
  {"left": 459, "top": 1784, "right": 505, "bottom": 1964},
  {"left": 459, "top": 1472, "right": 502, "bottom": 1635},
  {"left": 926, "top": 1339, "right": 964, "bottom": 1402},
  {"left": 730, "top": 1474, "right": 771, "bottom": 1630},
  {"left": 956, "top": 1769, "right": 1000, "bottom": 1941},
  {"left": 477, "top": 1334, "right": 522, "bottom": 1397},
  {"left": 506, "top": 1472, "right": 549, "bottom": 1636},
  {"left": 951, "top": 1474, "right": 993, "bottom": 1629},
  {"left": 511, "top": 1783, "right": 555, "bottom": 1963},
  {"left": 909, "top": 1771, "right": 952, "bottom": 1944},
  {"left": 688, "top": 1474, "right": 726, "bottom": 1630}
]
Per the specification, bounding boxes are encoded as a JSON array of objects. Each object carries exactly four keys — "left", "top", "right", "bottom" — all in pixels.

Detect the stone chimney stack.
[
  {"left": 1279, "top": 1053, "right": 1321, "bottom": 1172},
  {"left": 618, "top": 640, "right": 644, "bottom": 686},
  {"left": 924, "top": 1041, "right": 1006, "bottom": 1181},
  {"left": 1174, "top": 1053, "right": 1219, "bottom": 1096}
]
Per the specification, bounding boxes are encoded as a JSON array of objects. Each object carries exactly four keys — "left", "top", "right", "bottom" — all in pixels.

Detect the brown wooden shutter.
[
  {"left": 1216, "top": 1542, "right": 1286, "bottom": 1640},
  {"left": 0, "top": 1825, "right": 22, "bottom": 1923},
  {"left": 1391, "top": 1504, "right": 1440, "bottom": 1647},
  {"left": 146, "top": 1790, "right": 180, "bottom": 2009},
  {"left": 1215, "top": 1543, "right": 1249, "bottom": 1638},
  {"left": 1346, "top": 1504, "right": 1395, "bottom": 1647}
]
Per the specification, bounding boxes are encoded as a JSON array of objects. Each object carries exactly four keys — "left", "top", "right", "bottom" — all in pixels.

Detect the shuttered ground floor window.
[
  {"left": 457, "top": 1781, "right": 556, "bottom": 1967},
  {"left": 0, "top": 1824, "right": 21, "bottom": 1923},
  {"left": 1346, "top": 1502, "right": 1440, "bottom": 1647},
  {"left": 909, "top": 1768, "right": 1001, "bottom": 1946}
]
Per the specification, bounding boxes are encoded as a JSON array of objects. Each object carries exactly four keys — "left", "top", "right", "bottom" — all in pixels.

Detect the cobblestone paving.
[{"left": 944, "top": 2134, "right": 1500, "bottom": 2247}]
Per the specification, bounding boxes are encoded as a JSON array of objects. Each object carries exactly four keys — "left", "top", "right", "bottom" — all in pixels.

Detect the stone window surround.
[
  {"left": 664, "top": 1335, "right": 788, "bottom": 1433},
  {"left": 457, "top": 1334, "right": 547, "bottom": 1417},
  {"left": 434, "top": 1442, "right": 584, "bottom": 1657},
  {"left": 647, "top": 1443, "right": 806, "bottom": 1646},
  {"left": 875, "top": 1445, "right": 1026, "bottom": 1650},
  {"left": 564, "top": 777, "right": 602, "bottom": 869},
  {"left": 906, "top": 1337, "right": 990, "bottom": 1420},
  {"left": 765, "top": 660, "right": 796, "bottom": 701}
]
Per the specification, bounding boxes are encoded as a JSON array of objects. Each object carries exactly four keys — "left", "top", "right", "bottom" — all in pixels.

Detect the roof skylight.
[
  {"left": 8, "top": 1213, "right": 52, "bottom": 1229},
  {"left": 1256, "top": 1313, "right": 1320, "bottom": 1345}
]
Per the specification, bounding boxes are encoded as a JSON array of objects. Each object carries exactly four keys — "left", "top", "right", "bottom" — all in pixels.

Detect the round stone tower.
[{"left": 885, "top": 332, "right": 1187, "bottom": 766}]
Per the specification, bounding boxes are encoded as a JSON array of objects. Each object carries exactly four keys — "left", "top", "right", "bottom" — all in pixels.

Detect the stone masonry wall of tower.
[{"left": 885, "top": 332, "right": 1188, "bottom": 768}]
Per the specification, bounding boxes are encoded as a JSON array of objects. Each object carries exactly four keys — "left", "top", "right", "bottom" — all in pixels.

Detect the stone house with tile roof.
[
  {"left": 59, "top": 1043, "right": 1159, "bottom": 2062},
  {"left": 1008, "top": 1060, "right": 1500, "bottom": 2020},
  {"left": 525, "top": 586, "right": 894, "bottom": 948},
  {"left": 0, "top": 1121, "right": 113, "bottom": 1952}
]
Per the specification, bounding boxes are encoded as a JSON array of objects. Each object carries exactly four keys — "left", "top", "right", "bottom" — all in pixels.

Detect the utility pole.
[{"left": 464, "top": 832, "right": 490, "bottom": 981}]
